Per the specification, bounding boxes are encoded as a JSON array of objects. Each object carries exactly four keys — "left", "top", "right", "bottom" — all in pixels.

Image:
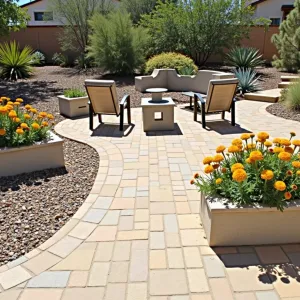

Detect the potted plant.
[
  {"left": 0, "top": 97, "right": 64, "bottom": 177},
  {"left": 58, "top": 88, "right": 89, "bottom": 118},
  {"left": 192, "top": 132, "right": 300, "bottom": 246}
]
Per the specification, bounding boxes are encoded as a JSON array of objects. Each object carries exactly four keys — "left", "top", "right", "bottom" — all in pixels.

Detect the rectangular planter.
[
  {"left": 200, "top": 193, "right": 300, "bottom": 246},
  {"left": 58, "top": 95, "right": 89, "bottom": 118},
  {"left": 0, "top": 132, "right": 65, "bottom": 177}
]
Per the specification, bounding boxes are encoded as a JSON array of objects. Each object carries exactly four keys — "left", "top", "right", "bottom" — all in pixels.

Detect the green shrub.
[
  {"left": 52, "top": 52, "right": 71, "bottom": 67},
  {"left": 88, "top": 11, "right": 149, "bottom": 75},
  {"left": 280, "top": 88, "right": 288, "bottom": 102},
  {"left": 145, "top": 52, "right": 198, "bottom": 75},
  {"left": 285, "top": 81, "right": 300, "bottom": 110},
  {"left": 226, "top": 47, "right": 264, "bottom": 69},
  {"left": 64, "top": 88, "right": 86, "bottom": 98},
  {"left": 31, "top": 51, "right": 46, "bottom": 66},
  {"left": 0, "top": 41, "right": 33, "bottom": 80},
  {"left": 74, "top": 55, "right": 93, "bottom": 69},
  {"left": 178, "top": 65, "right": 197, "bottom": 75},
  {"left": 234, "top": 68, "right": 260, "bottom": 94}
]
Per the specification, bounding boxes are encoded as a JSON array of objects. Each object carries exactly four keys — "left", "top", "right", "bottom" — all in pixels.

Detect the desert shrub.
[
  {"left": 280, "top": 88, "right": 288, "bottom": 102},
  {"left": 178, "top": 65, "right": 197, "bottom": 76},
  {"left": 285, "top": 81, "right": 300, "bottom": 110},
  {"left": 145, "top": 52, "right": 197, "bottom": 75},
  {"left": 31, "top": 51, "right": 46, "bottom": 66},
  {"left": 0, "top": 41, "right": 33, "bottom": 80},
  {"left": 226, "top": 47, "right": 264, "bottom": 69},
  {"left": 52, "top": 52, "right": 71, "bottom": 67},
  {"left": 64, "top": 88, "right": 86, "bottom": 98},
  {"left": 192, "top": 132, "right": 300, "bottom": 211},
  {"left": 74, "top": 55, "right": 93, "bottom": 69},
  {"left": 88, "top": 11, "right": 149, "bottom": 75},
  {"left": 234, "top": 68, "right": 260, "bottom": 94},
  {"left": 0, "top": 97, "right": 54, "bottom": 148}
]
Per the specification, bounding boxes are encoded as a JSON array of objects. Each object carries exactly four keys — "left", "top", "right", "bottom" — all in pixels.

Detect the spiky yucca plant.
[
  {"left": 226, "top": 47, "right": 264, "bottom": 69},
  {"left": 234, "top": 68, "right": 260, "bottom": 94},
  {"left": 0, "top": 41, "right": 34, "bottom": 81}
]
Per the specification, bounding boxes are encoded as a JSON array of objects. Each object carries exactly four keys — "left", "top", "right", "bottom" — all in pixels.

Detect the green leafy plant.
[
  {"left": 0, "top": 41, "right": 34, "bottom": 80},
  {"left": 88, "top": 11, "right": 149, "bottom": 75},
  {"left": 284, "top": 81, "right": 300, "bottom": 110},
  {"left": 234, "top": 68, "right": 260, "bottom": 94},
  {"left": 64, "top": 88, "right": 87, "bottom": 98},
  {"left": 145, "top": 52, "right": 197, "bottom": 74},
  {"left": 31, "top": 51, "right": 46, "bottom": 66},
  {"left": 52, "top": 52, "right": 71, "bottom": 67},
  {"left": 226, "top": 47, "right": 264, "bottom": 69},
  {"left": 74, "top": 55, "right": 93, "bottom": 69},
  {"left": 178, "top": 65, "right": 197, "bottom": 76},
  {"left": 192, "top": 132, "right": 300, "bottom": 211}
]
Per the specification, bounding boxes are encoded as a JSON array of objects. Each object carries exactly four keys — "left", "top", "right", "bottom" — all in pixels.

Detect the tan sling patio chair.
[
  {"left": 84, "top": 80, "right": 131, "bottom": 131},
  {"left": 193, "top": 78, "right": 239, "bottom": 129}
]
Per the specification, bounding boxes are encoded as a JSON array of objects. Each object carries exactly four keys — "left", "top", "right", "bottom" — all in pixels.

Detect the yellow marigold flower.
[
  {"left": 24, "top": 113, "right": 31, "bottom": 119},
  {"left": 257, "top": 132, "right": 269, "bottom": 140},
  {"left": 292, "top": 184, "right": 298, "bottom": 191},
  {"left": 7, "top": 101, "right": 13, "bottom": 105},
  {"left": 194, "top": 173, "right": 199, "bottom": 179},
  {"left": 274, "top": 147, "right": 284, "bottom": 153},
  {"left": 13, "top": 102, "right": 20, "bottom": 106},
  {"left": 232, "top": 138, "right": 243, "bottom": 146},
  {"left": 25, "top": 104, "right": 31, "bottom": 110},
  {"left": 31, "top": 123, "right": 40, "bottom": 130},
  {"left": 250, "top": 150, "right": 263, "bottom": 161},
  {"left": 274, "top": 181, "right": 286, "bottom": 191},
  {"left": 250, "top": 133, "right": 255, "bottom": 138},
  {"left": 47, "top": 114, "right": 54, "bottom": 120},
  {"left": 292, "top": 161, "right": 300, "bottom": 168},
  {"left": 203, "top": 156, "right": 214, "bottom": 165},
  {"left": 0, "top": 128, "right": 6, "bottom": 136},
  {"left": 284, "top": 146, "right": 294, "bottom": 154},
  {"left": 20, "top": 123, "right": 29, "bottom": 129},
  {"left": 190, "top": 179, "right": 195, "bottom": 185},
  {"left": 221, "top": 167, "right": 227, "bottom": 173},
  {"left": 6, "top": 104, "right": 13, "bottom": 111},
  {"left": 42, "top": 121, "right": 49, "bottom": 127},
  {"left": 216, "top": 178, "right": 223, "bottom": 185},
  {"left": 240, "top": 133, "right": 250, "bottom": 140},
  {"left": 246, "top": 143, "right": 256, "bottom": 150},
  {"left": 231, "top": 163, "right": 244, "bottom": 172},
  {"left": 261, "top": 170, "right": 274, "bottom": 180},
  {"left": 278, "top": 152, "right": 292, "bottom": 162},
  {"left": 8, "top": 110, "right": 17, "bottom": 118},
  {"left": 228, "top": 145, "right": 240, "bottom": 153},
  {"left": 216, "top": 145, "right": 226, "bottom": 153},
  {"left": 204, "top": 165, "right": 214, "bottom": 174},
  {"left": 0, "top": 106, "right": 8, "bottom": 114},
  {"left": 30, "top": 108, "right": 37, "bottom": 114},
  {"left": 273, "top": 138, "right": 281, "bottom": 144},
  {"left": 284, "top": 192, "right": 292, "bottom": 200},
  {"left": 232, "top": 169, "right": 247, "bottom": 183},
  {"left": 264, "top": 141, "right": 272, "bottom": 148},
  {"left": 213, "top": 154, "right": 224, "bottom": 163},
  {"left": 280, "top": 139, "right": 291, "bottom": 146},
  {"left": 14, "top": 117, "right": 20, "bottom": 123},
  {"left": 16, "top": 98, "right": 23, "bottom": 103},
  {"left": 257, "top": 138, "right": 266, "bottom": 143},
  {"left": 290, "top": 131, "right": 296, "bottom": 137},
  {"left": 246, "top": 157, "right": 254, "bottom": 164},
  {"left": 16, "top": 128, "right": 24, "bottom": 135},
  {"left": 292, "top": 140, "right": 300, "bottom": 147},
  {"left": 297, "top": 170, "right": 300, "bottom": 176},
  {"left": 39, "top": 112, "right": 47, "bottom": 118}
]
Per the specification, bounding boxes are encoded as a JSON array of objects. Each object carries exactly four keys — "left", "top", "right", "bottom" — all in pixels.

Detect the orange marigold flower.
[
  {"left": 228, "top": 145, "right": 240, "bottom": 153},
  {"left": 194, "top": 173, "right": 199, "bottom": 179},
  {"left": 280, "top": 138, "right": 291, "bottom": 146},
  {"left": 278, "top": 152, "right": 292, "bottom": 162},
  {"left": 273, "top": 137, "right": 281, "bottom": 144},
  {"left": 231, "top": 163, "right": 244, "bottom": 172},
  {"left": 264, "top": 141, "right": 272, "bottom": 148},
  {"left": 0, "top": 128, "right": 6, "bottom": 136},
  {"left": 297, "top": 170, "right": 300, "bottom": 176},
  {"left": 6, "top": 104, "right": 13, "bottom": 111},
  {"left": 249, "top": 150, "right": 263, "bottom": 161},
  {"left": 30, "top": 108, "right": 37, "bottom": 114},
  {"left": 42, "top": 121, "right": 48, "bottom": 127},
  {"left": 31, "top": 123, "right": 40, "bottom": 130},
  {"left": 20, "top": 123, "right": 29, "bottom": 129},
  {"left": 7, "top": 101, "right": 13, "bottom": 105},
  {"left": 13, "top": 102, "right": 21, "bottom": 106},
  {"left": 257, "top": 132, "right": 269, "bottom": 140},
  {"left": 240, "top": 133, "right": 250, "bottom": 140},
  {"left": 274, "top": 147, "right": 284, "bottom": 153},
  {"left": 203, "top": 156, "right": 214, "bottom": 165},
  {"left": 47, "top": 114, "right": 54, "bottom": 120},
  {"left": 216, "top": 178, "right": 223, "bottom": 185},
  {"left": 8, "top": 110, "right": 17, "bottom": 118},
  {"left": 0, "top": 106, "right": 8, "bottom": 114},
  {"left": 261, "top": 170, "right": 274, "bottom": 180},
  {"left": 246, "top": 157, "right": 254, "bottom": 164},
  {"left": 39, "top": 112, "right": 47, "bottom": 118},
  {"left": 274, "top": 181, "right": 286, "bottom": 191},
  {"left": 213, "top": 154, "right": 224, "bottom": 163},
  {"left": 286, "top": 170, "right": 293, "bottom": 176},
  {"left": 284, "top": 192, "right": 292, "bottom": 200},
  {"left": 232, "top": 138, "right": 243, "bottom": 146},
  {"left": 24, "top": 113, "right": 31, "bottom": 119},
  {"left": 16, "top": 128, "right": 24, "bottom": 135},
  {"left": 216, "top": 145, "right": 226, "bottom": 153},
  {"left": 292, "top": 140, "right": 300, "bottom": 147},
  {"left": 284, "top": 146, "right": 294, "bottom": 154},
  {"left": 16, "top": 98, "right": 23, "bottom": 103},
  {"left": 25, "top": 104, "right": 31, "bottom": 110},
  {"left": 221, "top": 167, "right": 227, "bottom": 173},
  {"left": 246, "top": 143, "right": 256, "bottom": 150},
  {"left": 257, "top": 138, "right": 266, "bottom": 143},
  {"left": 204, "top": 165, "right": 214, "bottom": 174},
  {"left": 190, "top": 179, "right": 195, "bottom": 185},
  {"left": 292, "top": 184, "right": 298, "bottom": 191},
  {"left": 232, "top": 169, "right": 247, "bottom": 183},
  {"left": 292, "top": 161, "right": 300, "bottom": 169},
  {"left": 14, "top": 117, "right": 20, "bottom": 123}
]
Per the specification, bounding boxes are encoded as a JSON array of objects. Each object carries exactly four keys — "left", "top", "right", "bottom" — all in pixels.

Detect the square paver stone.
[
  {"left": 48, "top": 236, "right": 82, "bottom": 258},
  {"left": 27, "top": 271, "right": 70, "bottom": 288},
  {"left": 20, "top": 289, "right": 63, "bottom": 300},
  {"left": 0, "top": 266, "right": 31, "bottom": 290},
  {"left": 68, "top": 222, "right": 97, "bottom": 240},
  {"left": 83, "top": 209, "right": 106, "bottom": 223},
  {"left": 203, "top": 256, "right": 225, "bottom": 278},
  {"left": 180, "top": 229, "right": 208, "bottom": 246},
  {"left": 150, "top": 270, "right": 188, "bottom": 295},
  {"left": 0, "top": 290, "right": 22, "bottom": 300},
  {"left": 255, "top": 246, "right": 289, "bottom": 264},
  {"left": 87, "top": 226, "right": 117, "bottom": 241},
  {"left": 62, "top": 287, "right": 105, "bottom": 300},
  {"left": 255, "top": 291, "right": 280, "bottom": 300}
]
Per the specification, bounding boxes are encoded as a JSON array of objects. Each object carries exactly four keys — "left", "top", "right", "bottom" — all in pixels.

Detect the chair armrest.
[
  {"left": 120, "top": 94, "right": 130, "bottom": 105},
  {"left": 195, "top": 93, "right": 206, "bottom": 104}
]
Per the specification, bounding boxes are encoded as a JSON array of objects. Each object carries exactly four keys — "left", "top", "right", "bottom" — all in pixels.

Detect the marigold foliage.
[{"left": 192, "top": 132, "right": 300, "bottom": 211}]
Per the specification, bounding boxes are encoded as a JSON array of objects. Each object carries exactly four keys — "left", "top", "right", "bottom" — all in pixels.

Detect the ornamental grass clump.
[
  {"left": 0, "top": 97, "right": 54, "bottom": 148},
  {"left": 192, "top": 132, "right": 300, "bottom": 211}
]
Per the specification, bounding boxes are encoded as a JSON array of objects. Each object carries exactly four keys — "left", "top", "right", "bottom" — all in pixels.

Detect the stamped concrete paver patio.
[{"left": 0, "top": 100, "right": 300, "bottom": 299}]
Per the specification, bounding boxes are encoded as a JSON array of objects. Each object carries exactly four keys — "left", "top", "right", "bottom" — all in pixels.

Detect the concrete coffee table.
[
  {"left": 141, "top": 97, "right": 176, "bottom": 132},
  {"left": 145, "top": 88, "right": 168, "bottom": 102}
]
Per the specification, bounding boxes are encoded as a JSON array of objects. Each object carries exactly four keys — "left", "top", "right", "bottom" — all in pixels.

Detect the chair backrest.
[
  {"left": 205, "top": 78, "right": 238, "bottom": 113},
  {"left": 84, "top": 80, "right": 120, "bottom": 115}
]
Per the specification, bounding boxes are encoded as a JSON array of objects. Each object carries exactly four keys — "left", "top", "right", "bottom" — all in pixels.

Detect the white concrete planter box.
[
  {"left": 200, "top": 193, "right": 300, "bottom": 246},
  {"left": 0, "top": 132, "right": 65, "bottom": 177},
  {"left": 58, "top": 95, "right": 89, "bottom": 118}
]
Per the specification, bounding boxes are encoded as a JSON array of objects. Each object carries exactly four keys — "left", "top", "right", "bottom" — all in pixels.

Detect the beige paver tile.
[
  {"left": 150, "top": 215, "right": 164, "bottom": 231},
  {"left": 100, "top": 185, "right": 118, "bottom": 196},
  {"left": 135, "top": 209, "right": 149, "bottom": 222},
  {"left": 68, "top": 222, "right": 97, "bottom": 240},
  {"left": 200, "top": 246, "right": 216, "bottom": 256},
  {"left": 234, "top": 293, "right": 256, "bottom": 300},
  {"left": 20, "top": 289, "right": 63, "bottom": 300},
  {"left": 150, "top": 202, "right": 176, "bottom": 214},
  {"left": 255, "top": 291, "right": 280, "bottom": 300},
  {"left": 119, "top": 216, "right": 134, "bottom": 231},
  {"left": 24, "top": 249, "right": 41, "bottom": 260},
  {"left": 127, "top": 283, "right": 147, "bottom": 300},
  {"left": 150, "top": 232, "right": 165, "bottom": 249},
  {"left": 62, "top": 287, "right": 105, "bottom": 300},
  {"left": 110, "top": 198, "right": 135, "bottom": 209},
  {"left": 23, "top": 251, "right": 60, "bottom": 275},
  {"left": 136, "top": 197, "right": 149, "bottom": 209},
  {"left": 88, "top": 262, "right": 110, "bottom": 286},
  {"left": 164, "top": 215, "right": 179, "bottom": 233},
  {"left": 87, "top": 226, "right": 117, "bottom": 242},
  {"left": 94, "top": 242, "right": 114, "bottom": 262},
  {"left": 181, "top": 229, "right": 208, "bottom": 246},
  {"left": 0, "top": 266, "right": 31, "bottom": 290},
  {"left": 183, "top": 247, "right": 203, "bottom": 268},
  {"left": 149, "top": 297, "right": 168, "bottom": 300},
  {"left": 117, "top": 230, "right": 148, "bottom": 241},
  {"left": 108, "top": 262, "right": 129, "bottom": 283},
  {"left": 167, "top": 248, "right": 184, "bottom": 268},
  {"left": 190, "top": 295, "right": 212, "bottom": 300},
  {"left": 165, "top": 233, "right": 181, "bottom": 248},
  {"left": 129, "top": 249, "right": 148, "bottom": 282},
  {"left": 48, "top": 236, "right": 82, "bottom": 258},
  {"left": 105, "top": 283, "right": 126, "bottom": 300},
  {"left": 210, "top": 278, "right": 234, "bottom": 300},
  {"left": 255, "top": 246, "right": 289, "bottom": 264},
  {"left": 132, "top": 240, "right": 149, "bottom": 250},
  {"left": 150, "top": 270, "right": 188, "bottom": 295},
  {"left": 0, "top": 290, "right": 22, "bottom": 300},
  {"left": 135, "top": 222, "right": 149, "bottom": 229},
  {"left": 178, "top": 215, "right": 201, "bottom": 229},
  {"left": 175, "top": 202, "right": 191, "bottom": 214},
  {"left": 113, "top": 241, "right": 131, "bottom": 261},
  {"left": 187, "top": 269, "right": 209, "bottom": 293},
  {"left": 169, "top": 297, "right": 189, "bottom": 300},
  {"left": 52, "top": 242, "right": 97, "bottom": 271},
  {"left": 203, "top": 256, "right": 225, "bottom": 278},
  {"left": 150, "top": 187, "right": 173, "bottom": 202},
  {"left": 150, "top": 250, "right": 167, "bottom": 269},
  {"left": 68, "top": 271, "right": 89, "bottom": 287}
]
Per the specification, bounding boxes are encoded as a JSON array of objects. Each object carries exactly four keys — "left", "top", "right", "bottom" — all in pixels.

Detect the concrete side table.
[
  {"left": 145, "top": 88, "right": 168, "bottom": 102},
  {"left": 141, "top": 97, "right": 176, "bottom": 132}
]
